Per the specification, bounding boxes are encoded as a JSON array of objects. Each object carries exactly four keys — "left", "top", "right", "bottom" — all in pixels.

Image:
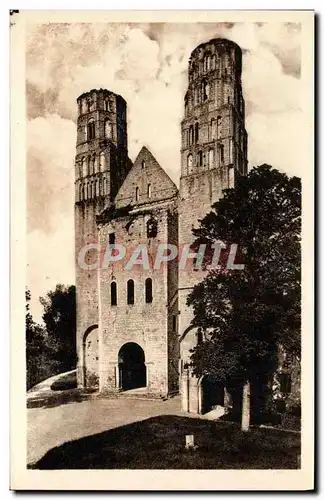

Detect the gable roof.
[{"left": 115, "top": 146, "right": 178, "bottom": 209}]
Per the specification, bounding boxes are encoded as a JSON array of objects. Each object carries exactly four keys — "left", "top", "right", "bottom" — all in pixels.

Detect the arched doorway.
[
  {"left": 83, "top": 325, "right": 99, "bottom": 388},
  {"left": 201, "top": 374, "right": 224, "bottom": 414},
  {"left": 118, "top": 342, "right": 146, "bottom": 391}
]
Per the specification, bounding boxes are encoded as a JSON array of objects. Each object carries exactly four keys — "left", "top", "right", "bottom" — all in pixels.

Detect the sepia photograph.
[{"left": 10, "top": 9, "right": 314, "bottom": 490}]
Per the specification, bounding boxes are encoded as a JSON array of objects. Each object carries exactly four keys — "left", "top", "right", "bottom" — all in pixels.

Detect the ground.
[{"left": 28, "top": 391, "right": 300, "bottom": 469}]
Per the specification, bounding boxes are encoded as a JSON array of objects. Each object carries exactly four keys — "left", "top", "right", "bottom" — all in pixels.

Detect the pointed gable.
[{"left": 115, "top": 146, "right": 178, "bottom": 209}]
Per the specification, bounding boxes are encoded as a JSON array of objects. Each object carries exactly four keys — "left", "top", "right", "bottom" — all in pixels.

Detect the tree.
[
  {"left": 26, "top": 289, "right": 60, "bottom": 389},
  {"left": 40, "top": 284, "right": 76, "bottom": 372},
  {"left": 187, "top": 165, "right": 301, "bottom": 430}
]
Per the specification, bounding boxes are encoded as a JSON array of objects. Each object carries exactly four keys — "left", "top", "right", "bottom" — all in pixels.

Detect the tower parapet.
[
  {"left": 75, "top": 89, "right": 128, "bottom": 205},
  {"left": 181, "top": 38, "right": 247, "bottom": 179}
]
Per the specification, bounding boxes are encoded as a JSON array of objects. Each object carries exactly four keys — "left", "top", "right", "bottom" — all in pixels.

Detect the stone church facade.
[{"left": 74, "top": 38, "right": 249, "bottom": 407}]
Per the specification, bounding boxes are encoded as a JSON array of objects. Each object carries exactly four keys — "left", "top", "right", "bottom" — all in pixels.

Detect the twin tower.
[{"left": 74, "top": 38, "right": 248, "bottom": 398}]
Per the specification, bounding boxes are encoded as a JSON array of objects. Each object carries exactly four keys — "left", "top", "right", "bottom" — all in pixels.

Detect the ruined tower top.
[{"left": 188, "top": 38, "right": 242, "bottom": 83}]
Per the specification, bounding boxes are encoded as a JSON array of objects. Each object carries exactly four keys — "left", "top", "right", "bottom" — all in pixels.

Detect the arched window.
[
  {"left": 127, "top": 279, "right": 134, "bottom": 305},
  {"left": 104, "top": 119, "right": 112, "bottom": 139},
  {"left": 99, "top": 152, "right": 105, "bottom": 171},
  {"left": 194, "top": 122, "right": 199, "bottom": 143},
  {"left": 145, "top": 278, "right": 153, "bottom": 303},
  {"left": 104, "top": 98, "right": 110, "bottom": 111},
  {"left": 189, "top": 125, "right": 194, "bottom": 145},
  {"left": 147, "top": 183, "right": 151, "bottom": 198},
  {"left": 87, "top": 156, "right": 92, "bottom": 175},
  {"left": 202, "top": 80, "right": 210, "bottom": 101},
  {"left": 135, "top": 187, "right": 139, "bottom": 202},
  {"left": 141, "top": 160, "right": 145, "bottom": 169},
  {"left": 206, "top": 55, "right": 211, "bottom": 71},
  {"left": 187, "top": 154, "right": 193, "bottom": 169},
  {"left": 197, "top": 151, "right": 203, "bottom": 167},
  {"left": 82, "top": 157, "right": 87, "bottom": 177},
  {"left": 92, "top": 154, "right": 97, "bottom": 174},
  {"left": 217, "top": 116, "right": 222, "bottom": 139},
  {"left": 219, "top": 143, "right": 225, "bottom": 163},
  {"left": 87, "top": 100, "right": 91, "bottom": 113},
  {"left": 211, "top": 118, "right": 216, "bottom": 140},
  {"left": 87, "top": 119, "right": 95, "bottom": 140},
  {"left": 111, "top": 282, "right": 117, "bottom": 306}
]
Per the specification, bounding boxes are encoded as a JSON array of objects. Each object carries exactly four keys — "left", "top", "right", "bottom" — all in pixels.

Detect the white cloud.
[{"left": 26, "top": 22, "right": 304, "bottom": 320}]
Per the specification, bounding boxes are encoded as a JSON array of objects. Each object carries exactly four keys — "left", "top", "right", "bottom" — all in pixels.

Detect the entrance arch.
[
  {"left": 200, "top": 374, "right": 224, "bottom": 414},
  {"left": 83, "top": 325, "right": 99, "bottom": 388},
  {"left": 118, "top": 342, "right": 146, "bottom": 391}
]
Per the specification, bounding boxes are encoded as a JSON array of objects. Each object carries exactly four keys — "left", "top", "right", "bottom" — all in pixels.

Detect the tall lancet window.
[
  {"left": 99, "top": 152, "right": 105, "bottom": 172},
  {"left": 87, "top": 119, "right": 95, "bottom": 140},
  {"left": 145, "top": 278, "right": 153, "bottom": 303},
  {"left": 127, "top": 279, "right": 135, "bottom": 305},
  {"left": 92, "top": 154, "right": 97, "bottom": 174},
  {"left": 187, "top": 154, "right": 193, "bottom": 171},
  {"left": 211, "top": 118, "right": 216, "bottom": 140},
  {"left": 104, "top": 120, "right": 112, "bottom": 139},
  {"left": 82, "top": 157, "right": 87, "bottom": 177}
]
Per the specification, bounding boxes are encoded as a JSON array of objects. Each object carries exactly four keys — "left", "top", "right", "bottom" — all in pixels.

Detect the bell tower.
[
  {"left": 74, "top": 88, "right": 129, "bottom": 388},
  {"left": 178, "top": 38, "right": 248, "bottom": 343}
]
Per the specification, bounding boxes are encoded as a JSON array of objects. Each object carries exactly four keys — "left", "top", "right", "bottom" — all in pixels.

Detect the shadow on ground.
[
  {"left": 29, "top": 415, "right": 300, "bottom": 470},
  {"left": 27, "top": 389, "right": 97, "bottom": 409}
]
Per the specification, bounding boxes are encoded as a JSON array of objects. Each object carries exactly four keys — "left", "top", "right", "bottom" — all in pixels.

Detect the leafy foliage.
[
  {"left": 187, "top": 165, "right": 301, "bottom": 411},
  {"left": 40, "top": 284, "right": 76, "bottom": 372},
  {"left": 26, "top": 285, "right": 76, "bottom": 390}
]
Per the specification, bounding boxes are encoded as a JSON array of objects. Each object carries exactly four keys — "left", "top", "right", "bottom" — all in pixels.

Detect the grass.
[
  {"left": 30, "top": 415, "right": 300, "bottom": 469},
  {"left": 50, "top": 371, "right": 77, "bottom": 391}
]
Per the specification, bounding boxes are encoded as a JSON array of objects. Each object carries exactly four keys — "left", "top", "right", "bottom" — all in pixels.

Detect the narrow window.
[
  {"left": 187, "top": 154, "right": 193, "bottom": 169},
  {"left": 109, "top": 232, "right": 115, "bottom": 245},
  {"left": 147, "top": 183, "right": 151, "bottom": 198},
  {"left": 127, "top": 279, "right": 134, "bottom": 305},
  {"left": 198, "top": 151, "right": 203, "bottom": 167},
  {"left": 111, "top": 282, "right": 117, "bottom": 306},
  {"left": 145, "top": 278, "right": 153, "bottom": 303},
  {"left": 194, "top": 122, "right": 199, "bottom": 143},
  {"left": 219, "top": 144, "right": 224, "bottom": 163},
  {"left": 99, "top": 152, "right": 105, "bottom": 171},
  {"left": 135, "top": 187, "right": 139, "bottom": 202},
  {"left": 172, "top": 315, "right": 177, "bottom": 333},
  {"left": 79, "top": 184, "right": 82, "bottom": 201},
  {"left": 104, "top": 120, "right": 112, "bottom": 139},
  {"left": 87, "top": 119, "right": 95, "bottom": 140},
  {"left": 202, "top": 80, "right": 209, "bottom": 101},
  {"left": 189, "top": 125, "right": 194, "bottom": 145},
  {"left": 82, "top": 157, "right": 87, "bottom": 177},
  {"left": 211, "top": 118, "right": 216, "bottom": 140},
  {"left": 92, "top": 154, "right": 97, "bottom": 174},
  {"left": 217, "top": 116, "right": 222, "bottom": 139},
  {"left": 104, "top": 98, "right": 110, "bottom": 111},
  {"left": 141, "top": 160, "right": 145, "bottom": 169}
]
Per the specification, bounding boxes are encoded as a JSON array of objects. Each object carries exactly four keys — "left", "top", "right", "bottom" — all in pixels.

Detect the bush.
[{"left": 51, "top": 371, "right": 77, "bottom": 391}]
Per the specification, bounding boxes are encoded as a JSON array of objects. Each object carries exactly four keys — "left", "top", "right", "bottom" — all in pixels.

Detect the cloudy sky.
[{"left": 26, "top": 21, "right": 303, "bottom": 321}]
